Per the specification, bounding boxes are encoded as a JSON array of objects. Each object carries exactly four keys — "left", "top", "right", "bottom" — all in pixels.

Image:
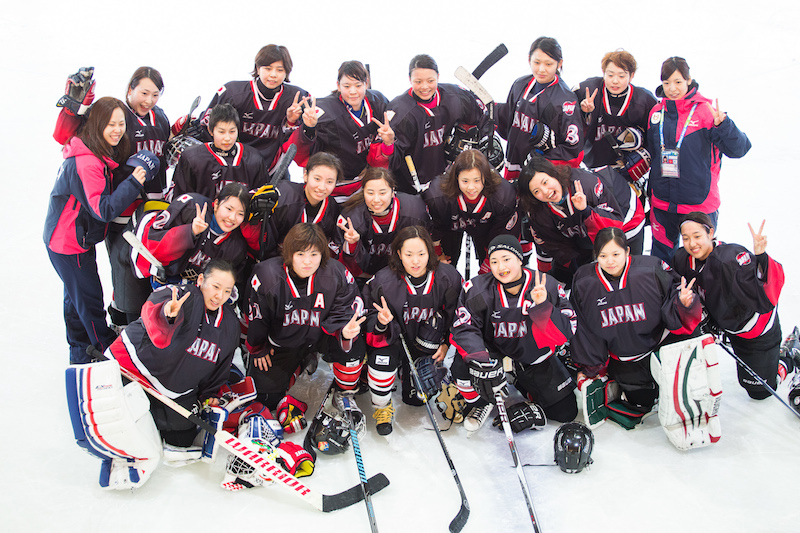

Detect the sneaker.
[
  {"left": 373, "top": 400, "right": 395, "bottom": 436},
  {"left": 463, "top": 400, "right": 493, "bottom": 432}
]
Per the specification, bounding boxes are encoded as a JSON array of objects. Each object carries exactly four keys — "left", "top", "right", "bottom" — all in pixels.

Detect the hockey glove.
[
  {"left": 57, "top": 67, "right": 95, "bottom": 116},
  {"left": 530, "top": 121, "right": 557, "bottom": 152},
  {"left": 275, "top": 441, "right": 315, "bottom": 478},
  {"left": 467, "top": 358, "right": 507, "bottom": 403},
  {"left": 249, "top": 184, "right": 280, "bottom": 221},
  {"left": 492, "top": 401, "right": 546, "bottom": 432},
  {"left": 276, "top": 394, "right": 308, "bottom": 434},
  {"left": 127, "top": 150, "right": 160, "bottom": 182},
  {"left": 615, "top": 127, "right": 645, "bottom": 151}
]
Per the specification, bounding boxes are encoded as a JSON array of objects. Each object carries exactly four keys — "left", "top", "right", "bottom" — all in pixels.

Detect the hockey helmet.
[
  {"left": 165, "top": 134, "right": 203, "bottom": 169},
  {"left": 616, "top": 147, "right": 651, "bottom": 184},
  {"left": 444, "top": 123, "right": 480, "bottom": 164},
  {"left": 309, "top": 410, "right": 350, "bottom": 455},
  {"left": 554, "top": 421, "right": 594, "bottom": 473}
]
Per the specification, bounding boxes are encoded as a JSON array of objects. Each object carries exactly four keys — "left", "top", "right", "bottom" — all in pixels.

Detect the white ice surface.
[{"left": 1, "top": 1, "right": 799, "bottom": 531}]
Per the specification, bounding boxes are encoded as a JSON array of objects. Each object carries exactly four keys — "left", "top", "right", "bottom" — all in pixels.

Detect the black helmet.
[
  {"left": 309, "top": 410, "right": 350, "bottom": 455},
  {"left": 554, "top": 422, "right": 594, "bottom": 473}
]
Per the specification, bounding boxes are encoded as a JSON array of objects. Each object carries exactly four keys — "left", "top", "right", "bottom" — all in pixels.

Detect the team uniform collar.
[
  {"left": 251, "top": 80, "right": 284, "bottom": 111},
  {"left": 341, "top": 95, "right": 374, "bottom": 127},
  {"left": 404, "top": 270, "right": 435, "bottom": 295},
  {"left": 204, "top": 307, "right": 224, "bottom": 328},
  {"left": 496, "top": 269, "right": 534, "bottom": 308},
  {"left": 371, "top": 197, "right": 399, "bottom": 233},
  {"left": 301, "top": 193, "right": 329, "bottom": 224},
  {"left": 458, "top": 194, "right": 487, "bottom": 213},
  {"left": 409, "top": 87, "right": 441, "bottom": 116},
  {"left": 126, "top": 102, "right": 156, "bottom": 127},
  {"left": 595, "top": 256, "right": 632, "bottom": 292},
  {"left": 547, "top": 193, "right": 576, "bottom": 219},
  {"left": 284, "top": 264, "right": 316, "bottom": 297},
  {"left": 602, "top": 85, "right": 633, "bottom": 116},
  {"left": 522, "top": 75, "right": 559, "bottom": 101},
  {"left": 205, "top": 142, "right": 243, "bottom": 166}
]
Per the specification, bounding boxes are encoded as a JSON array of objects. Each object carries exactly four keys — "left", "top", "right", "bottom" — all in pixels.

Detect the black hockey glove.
[
  {"left": 468, "top": 358, "right": 507, "bottom": 403},
  {"left": 530, "top": 120, "right": 557, "bottom": 152},
  {"left": 57, "top": 67, "right": 95, "bottom": 116},
  {"left": 492, "top": 401, "right": 546, "bottom": 432},
  {"left": 249, "top": 185, "right": 280, "bottom": 221},
  {"left": 127, "top": 150, "right": 160, "bottom": 182}
]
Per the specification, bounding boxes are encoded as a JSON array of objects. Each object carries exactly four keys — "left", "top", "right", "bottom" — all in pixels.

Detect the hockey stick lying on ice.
[
  {"left": 716, "top": 338, "right": 800, "bottom": 421},
  {"left": 495, "top": 391, "right": 542, "bottom": 532},
  {"left": 341, "top": 395, "right": 380, "bottom": 532},
  {"left": 399, "top": 333, "right": 470, "bottom": 533},
  {"left": 89, "top": 346, "right": 390, "bottom": 511}
]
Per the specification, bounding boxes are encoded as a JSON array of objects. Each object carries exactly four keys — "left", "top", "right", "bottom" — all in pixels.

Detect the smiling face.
[
  {"left": 211, "top": 120, "right": 238, "bottom": 152},
  {"left": 363, "top": 177, "right": 393, "bottom": 214},
  {"left": 680, "top": 221, "right": 715, "bottom": 260},
  {"left": 258, "top": 61, "right": 287, "bottom": 89},
  {"left": 337, "top": 75, "right": 367, "bottom": 110},
  {"left": 103, "top": 107, "right": 126, "bottom": 147},
  {"left": 490, "top": 249, "right": 523, "bottom": 284},
  {"left": 662, "top": 70, "right": 691, "bottom": 100},
  {"left": 399, "top": 237, "right": 429, "bottom": 278},
  {"left": 213, "top": 196, "right": 246, "bottom": 233},
  {"left": 528, "top": 171, "right": 564, "bottom": 203},
  {"left": 410, "top": 67, "right": 438, "bottom": 101},
  {"left": 291, "top": 247, "right": 323, "bottom": 278},
  {"left": 529, "top": 49, "right": 562, "bottom": 85},
  {"left": 303, "top": 165, "right": 337, "bottom": 205},
  {"left": 596, "top": 239, "right": 629, "bottom": 277},
  {"left": 603, "top": 62, "right": 632, "bottom": 95},
  {"left": 197, "top": 269, "right": 235, "bottom": 311},
  {"left": 457, "top": 168, "right": 484, "bottom": 201},
  {"left": 127, "top": 77, "right": 160, "bottom": 116}
]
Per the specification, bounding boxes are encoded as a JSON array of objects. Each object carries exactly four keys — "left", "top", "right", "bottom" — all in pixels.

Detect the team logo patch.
[
  {"left": 596, "top": 297, "right": 607, "bottom": 306},
  {"left": 251, "top": 275, "right": 261, "bottom": 291},
  {"left": 736, "top": 252, "right": 751, "bottom": 266},
  {"left": 651, "top": 112, "right": 661, "bottom": 124},
  {"left": 481, "top": 211, "right": 493, "bottom": 221},
  {"left": 594, "top": 180, "right": 603, "bottom": 197},
  {"left": 660, "top": 261, "right": 672, "bottom": 271},
  {"left": 376, "top": 355, "right": 390, "bottom": 366},
  {"left": 506, "top": 212, "right": 518, "bottom": 231},
  {"left": 558, "top": 285, "right": 567, "bottom": 299},
  {"left": 562, "top": 101, "right": 577, "bottom": 116}
]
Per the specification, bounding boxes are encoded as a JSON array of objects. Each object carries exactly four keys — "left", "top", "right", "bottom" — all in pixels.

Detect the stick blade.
[
  {"left": 322, "top": 473, "right": 390, "bottom": 512},
  {"left": 448, "top": 502, "right": 470, "bottom": 533},
  {"left": 269, "top": 143, "right": 298, "bottom": 185},
  {"left": 472, "top": 44, "right": 508, "bottom": 79}
]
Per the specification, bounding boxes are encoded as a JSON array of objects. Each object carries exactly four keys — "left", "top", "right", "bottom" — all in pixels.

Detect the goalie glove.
[
  {"left": 467, "top": 358, "right": 507, "bottom": 403},
  {"left": 492, "top": 401, "right": 546, "bottom": 432},
  {"left": 276, "top": 394, "right": 308, "bottom": 434},
  {"left": 57, "top": 67, "right": 96, "bottom": 116},
  {"left": 249, "top": 184, "right": 280, "bottom": 221},
  {"left": 530, "top": 121, "right": 557, "bottom": 152}
]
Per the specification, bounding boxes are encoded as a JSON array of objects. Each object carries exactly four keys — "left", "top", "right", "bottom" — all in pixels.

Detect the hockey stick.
[
  {"left": 269, "top": 143, "right": 298, "bottom": 186},
  {"left": 495, "top": 392, "right": 542, "bottom": 532},
  {"left": 341, "top": 396, "right": 380, "bottom": 532},
  {"left": 399, "top": 333, "right": 470, "bottom": 533},
  {"left": 464, "top": 233, "right": 472, "bottom": 281},
  {"left": 94, "top": 347, "right": 390, "bottom": 512},
  {"left": 179, "top": 95, "right": 202, "bottom": 136},
  {"left": 716, "top": 339, "right": 800, "bottom": 421},
  {"left": 123, "top": 230, "right": 166, "bottom": 280},
  {"left": 471, "top": 44, "right": 508, "bottom": 79},
  {"left": 404, "top": 155, "right": 428, "bottom": 193}
]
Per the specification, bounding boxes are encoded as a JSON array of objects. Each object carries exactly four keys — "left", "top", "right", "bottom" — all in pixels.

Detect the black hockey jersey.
[
  {"left": 131, "top": 193, "right": 249, "bottom": 281},
  {"left": 291, "top": 90, "right": 390, "bottom": 180},
  {"left": 497, "top": 75, "right": 583, "bottom": 178},
  {"left": 570, "top": 255, "right": 702, "bottom": 372},
  {"left": 388, "top": 84, "right": 488, "bottom": 194},
  {"left": 107, "top": 284, "right": 239, "bottom": 401},
  {"left": 673, "top": 244, "right": 785, "bottom": 339},
  {"left": 362, "top": 262, "right": 463, "bottom": 349},
  {"left": 573, "top": 78, "right": 657, "bottom": 169},
  {"left": 123, "top": 103, "right": 171, "bottom": 197},
  {"left": 338, "top": 193, "right": 431, "bottom": 276},
  {"left": 167, "top": 142, "right": 267, "bottom": 202},
  {"left": 246, "top": 257, "right": 363, "bottom": 356},
  {"left": 451, "top": 268, "right": 575, "bottom": 365},
  {"left": 200, "top": 80, "right": 308, "bottom": 167}
]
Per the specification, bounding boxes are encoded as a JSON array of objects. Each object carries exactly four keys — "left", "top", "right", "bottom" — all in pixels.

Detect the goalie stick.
[
  {"left": 180, "top": 95, "right": 202, "bottom": 136},
  {"left": 495, "top": 392, "right": 542, "bottom": 532},
  {"left": 399, "top": 333, "right": 470, "bottom": 533},
  {"left": 341, "top": 395, "right": 380, "bottom": 532},
  {"left": 471, "top": 44, "right": 509, "bottom": 79},
  {"left": 269, "top": 143, "right": 298, "bottom": 186},
  {"left": 123, "top": 230, "right": 166, "bottom": 280},
  {"left": 89, "top": 346, "right": 390, "bottom": 511}
]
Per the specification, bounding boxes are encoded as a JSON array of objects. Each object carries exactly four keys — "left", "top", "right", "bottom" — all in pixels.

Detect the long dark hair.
[
  {"left": 440, "top": 149, "right": 502, "bottom": 199},
  {"left": 517, "top": 155, "right": 571, "bottom": 214},
  {"left": 342, "top": 167, "right": 396, "bottom": 211},
  {"left": 79, "top": 96, "right": 129, "bottom": 163},
  {"left": 387, "top": 225, "right": 439, "bottom": 278}
]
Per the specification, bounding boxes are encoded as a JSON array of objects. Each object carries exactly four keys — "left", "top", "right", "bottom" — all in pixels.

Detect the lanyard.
[{"left": 659, "top": 102, "right": 698, "bottom": 151}]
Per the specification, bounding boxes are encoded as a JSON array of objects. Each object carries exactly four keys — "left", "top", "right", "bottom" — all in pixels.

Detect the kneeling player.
[{"left": 450, "top": 236, "right": 577, "bottom": 432}]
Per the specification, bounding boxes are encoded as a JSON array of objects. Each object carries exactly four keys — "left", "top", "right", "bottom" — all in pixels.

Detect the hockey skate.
[
  {"left": 373, "top": 400, "right": 396, "bottom": 436},
  {"left": 463, "top": 400, "right": 493, "bottom": 432}
]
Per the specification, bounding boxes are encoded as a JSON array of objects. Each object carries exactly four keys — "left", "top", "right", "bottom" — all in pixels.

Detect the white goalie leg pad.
[
  {"left": 65, "top": 360, "right": 161, "bottom": 489},
  {"left": 651, "top": 334, "right": 722, "bottom": 451},
  {"left": 200, "top": 406, "right": 228, "bottom": 463}
]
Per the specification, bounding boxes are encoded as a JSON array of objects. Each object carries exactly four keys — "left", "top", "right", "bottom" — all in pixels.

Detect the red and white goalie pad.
[
  {"left": 66, "top": 360, "right": 161, "bottom": 489},
  {"left": 650, "top": 334, "right": 722, "bottom": 450}
]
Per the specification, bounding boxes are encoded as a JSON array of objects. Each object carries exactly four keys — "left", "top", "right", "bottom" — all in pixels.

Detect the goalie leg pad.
[
  {"left": 578, "top": 375, "right": 619, "bottom": 429},
  {"left": 65, "top": 360, "right": 161, "bottom": 489},
  {"left": 200, "top": 406, "right": 228, "bottom": 463},
  {"left": 651, "top": 334, "right": 722, "bottom": 450}
]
